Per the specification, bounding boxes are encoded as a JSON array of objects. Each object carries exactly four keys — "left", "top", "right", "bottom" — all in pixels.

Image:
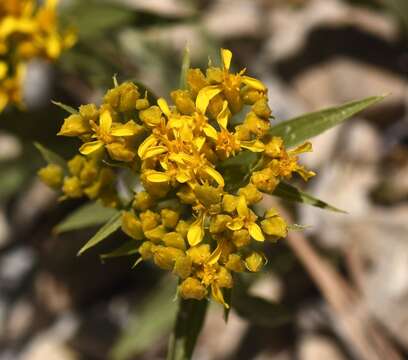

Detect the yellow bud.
[
  {"left": 244, "top": 112, "right": 270, "bottom": 136},
  {"left": 244, "top": 252, "right": 264, "bottom": 272},
  {"left": 122, "top": 212, "right": 144, "bottom": 240},
  {"left": 241, "top": 86, "right": 262, "bottom": 105},
  {"left": 206, "top": 67, "right": 223, "bottom": 84},
  {"left": 170, "top": 90, "right": 195, "bottom": 115},
  {"left": 139, "top": 241, "right": 155, "bottom": 260},
  {"left": 153, "top": 246, "right": 184, "bottom": 270},
  {"left": 187, "top": 244, "right": 210, "bottom": 265},
  {"left": 209, "top": 214, "right": 232, "bottom": 234},
  {"left": 136, "top": 98, "right": 150, "bottom": 110},
  {"left": 173, "top": 256, "right": 192, "bottom": 279},
  {"left": 79, "top": 104, "right": 98, "bottom": 121},
  {"left": 38, "top": 164, "right": 63, "bottom": 188},
  {"left": 118, "top": 82, "right": 140, "bottom": 112},
  {"left": 194, "top": 184, "right": 222, "bottom": 207},
  {"left": 217, "top": 267, "right": 233, "bottom": 288},
  {"left": 226, "top": 254, "right": 245, "bottom": 272},
  {"left": 132, "top": 191, "right": 154, "bottom": 211},
  {"left": 179, "top": 277, "right": 207, "bottom": 300},
  {"left": 261, "top": 215, "right": 287, "bottom": 239},
  {"left": 251, "top": 169, "right": 279, "bottom": 193},
  {"left": 58, "top": 114, "right": 90, "bottom": 137},
  {"left": 176, "top": 186, "right": 196, "bottom": 204},
  {"left": 265, "top": 137, "right": 284, "bottom": 158},
  {"left": 238, "top": 183, "right": 263, "bottom": 205},
  {"left": 79, "top": 161, "right": 98, "bottom": 185},
  {"left": 252, "top": 98, "right": 271, "bottom": 119},
  {"left": 161, "top": 208, "right": 180, "bottom": 229},
  {"left": 222, "top": 194, "right": 238, "bottom": 213},
  {"left": 139, "top": 106, "right": 162, "bottom": 127},
  {"left": 67, "top": 155, "right": 85, "bottom": 176},
  {"left": 140, "top": 210, "right": 160, "bottom": 232},
  {"left": 144, "top": 225, "right": 167, "bottom": 243},
  {"left": 163, "top": 232, "right": 186, "bottom": 250},
  {"left": 187, "top": 68, "right": 208, "bottom": 97},
  {"left": 175, "top": 220, "right": 190, "bottom": 239},
  {"left": 106, "top": 142, "right": 135, "bottom": 162},
  {"left": 232, "top": 229, "right": 250, "bottom": 248},
  {"left": 62, "top": 176, "right": 83, "bottom": 198}
]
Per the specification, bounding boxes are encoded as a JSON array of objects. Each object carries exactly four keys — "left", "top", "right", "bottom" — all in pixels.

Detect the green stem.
[{"left": 167, "top": 298, "right": 208, "bottom": 360}]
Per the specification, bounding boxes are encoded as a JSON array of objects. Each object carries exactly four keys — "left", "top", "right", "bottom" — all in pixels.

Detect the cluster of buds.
[
  {"left": 0, "top": 0, "right": 76, "bottom": 111},
  {"left": 39, "top": 49, "right": 314, "bottom": 307}
]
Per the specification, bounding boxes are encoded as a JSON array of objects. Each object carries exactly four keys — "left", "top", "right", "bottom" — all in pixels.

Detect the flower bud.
[
  {"left": 163, "top": 232, "right": 186, "bottom": 250},
  {"left": 161, "top": 208, "right": 180, "bottom": 229},
  {"left": 139, "top": 106, "right": 162, "bottom": 127},
  {"left": 187, "top": 244, "right": 210, "bottom": 265},
  {"left": 133, "top": 191, "right": 154, "bottom": 211},
  {"left": 122, "top": 212, "right": 144, "bottom": 240},
  {"left": 173, "top": 256, "right": 192, "bottom": 279},
  {"left": 179, "top": 277, "right": 207, "bottom": 300},
  {"left": 209, "top": 214, "right": 232, "bottom": 234},
  {"left": 225, "top": 254, "right": 245, "bottom": 272},
  {"left": 58, "top": 114, "right": 90, "bottom": 136},
  {"left": 138, "top": 241, "right": 155, "bottom": 260},
  {"left": 62, "top": 176, "right": 83, "bottom": 198},
  {"left": 252, "top": 98, "right": 271, "bottom": 119},
  {"left": 140, "top": 210, "right": 160, "bottom": 232},
  {"left": 153, "top": 246, "right": 184, "bottom": 270},
  {"left": 171, "top": 90, "right": 195, "bottom": 115},
  {"left": 238, "top": 183, "right": 263, "bottom": 205},
  {"left": 245, "top": 252, "right": 264, "bottom": 272},
  {"left": 144, "top": 225, "right": 167, "bottom": 243},
  {"left": 38, "top": 164, "right": 63, "bottom": 188},
  {"left": 232, "top": 229, "right": 250, "bottom": 248}
]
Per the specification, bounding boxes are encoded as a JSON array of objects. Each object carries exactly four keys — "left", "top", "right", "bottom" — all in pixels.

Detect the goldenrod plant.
[
  {"left": 37, "top": 48, "right": 383, "bottom": 359},
  {"left": 0, "top": 0, "right": 76, "bottom": 112}
]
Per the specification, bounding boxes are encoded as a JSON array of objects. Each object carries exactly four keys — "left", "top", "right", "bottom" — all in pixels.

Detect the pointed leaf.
[
  {"left": 54, "top": 202, "right": 119, "bottom": 234},
  {"left": 77, "top": 211, "right": 122, "bottom": 256},
  {"left": 167, "top": 299, "right": 208, "bottom": 360},
  {"left": 269, "top": 96, "right": 385, "bottom": 148},
  {"left": 34, "top": 142, "right": 68, "bottom": 172},
  {"left": 52, "top": 101, "right": 78, "bottom": 114},
  {"left": 100, "top": 240, "right": 139, "bottom": 261},
  {"left": 273, "top": 182, "right": 346, "bottom": 213},
  {"left": 180, "top": 46, "right": 190, "bottom": 90}
]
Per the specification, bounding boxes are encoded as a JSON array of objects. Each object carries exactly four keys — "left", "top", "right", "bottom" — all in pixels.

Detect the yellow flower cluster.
[
  {"left": 39, "top": 49, "right": 314, "bottom": 307},
  {"left": 0, "top": 0, "right": 76, "bottom": 111}
]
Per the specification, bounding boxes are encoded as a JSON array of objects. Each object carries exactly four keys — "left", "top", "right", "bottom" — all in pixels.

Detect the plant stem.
[{"left": 166, "top": 298, "right": 208, "bottom": 360}]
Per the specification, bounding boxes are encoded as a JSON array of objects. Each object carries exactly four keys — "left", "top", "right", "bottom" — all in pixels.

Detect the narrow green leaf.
[
  {"left": 269, "top": 95, "right": 385, "bottom": 148},
  {"left": 167, "top": 299, "right": 208, "bottom": 360},
  {"left": 111, "top": 278, "right": 177, "bottom": 360},
  {"left": 287, "top": 223, "right": 310, "bottom": 231},
  {"left": 51, "top": 101, "right": 78, "bottom": 114},
  {"left": 273, "top": 182, "right": 346, "bottom": 213},
  {"left": 34, "top": 142, "right": 67, "bottom": 171},
  {"left": 179, "top": 46, "right": 190, "bottom": 90},
  {"left": 77, "top": 211, "right": 122, "bottom": 256},
  {"left": 54, "top": 202, "right": 119, "bottom": 234},
  {"left": 100, "top": 240, "right": 139, "bottom": 261}
]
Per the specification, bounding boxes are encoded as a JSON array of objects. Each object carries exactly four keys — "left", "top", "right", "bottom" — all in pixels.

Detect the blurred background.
[{"left": 1, "top": 0, "right": 408, "bottom": 359}]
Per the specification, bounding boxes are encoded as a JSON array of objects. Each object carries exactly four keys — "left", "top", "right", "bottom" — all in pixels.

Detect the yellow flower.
[{"left": 227, "top": 196, "right": 265, "bottom": 242}]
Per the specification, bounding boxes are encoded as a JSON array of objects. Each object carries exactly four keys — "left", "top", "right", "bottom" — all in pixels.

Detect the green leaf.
[
  {"left": 179, "top": 46, "right": 190, "bottom": 90},
  {"left": 273, "top": 182, "right": 346, "bottom": 213},
  {"left": 77, "top": 211, "right": 122, "bottom": 256},
  {"left": 34, "top": 142, "right": 67, "bottom": 171},
  {"left": 111, "top": 278, "right": 178, "bottom": 360},
  {"left": 100, "top": 240, "right": 139, "bottom": 261},
  {"left": 54, "top": 202, "right": 119, "bottom": 234},
  {"left": 51, "top": 101, "right": 78, "bottom": 114},
  {"left": 269, "top": 96, "right": 385, "bottom": 148},
  {"left": 167, "top": 299, "right": 208, "bottom": 360}
]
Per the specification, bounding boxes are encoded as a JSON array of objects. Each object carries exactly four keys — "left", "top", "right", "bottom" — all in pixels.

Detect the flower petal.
[
  {"left": 145, "top": 171, "right": 171, "bottom": 183},
  {"left": 240, "top": 140, "right": 265, "bottom": 152},
  {"left": 196, "top": 85, "right": 222, "bottom": 115},
  {"left": 137, "top": 134, "right": 158, "bottom": 158},
  {"left": 110, "top": 125, "right": 136, "bottom": 137},
  {"left": 203, "top": 124, "right": 218, "bottom": 140},
  {"left": 288, "top": 141, "right": 313, "bottom": 155},
  {"left": 221, "top": 48, "right": 232, "bottom": 71},
  {"left": 216, "top": 100, "right": 230, "bottom": 129},
  {"left": 158, "top": 98, "right": 171, "bottom": 118},
  {"left": 203, "top": 166, "right": 224, "bottom": 187},
  {"left": 237, "top": 195, "right": 249, "bottom": 218},
  {"left": 187, "top": 215, "right": 205, "bottom": 246},
  {"left": 242, "top": 76, "right": 266, "bottom": 92},
  {"left": 79, "top": 140, "right": 104, "bottom": 155},
  {"left": 141, "top": 146, "right": 168, "bottom": 160},
  {"left": 99, "top": 110, "right": 112, "bottom": 134},
  {"left": 211, "top": 283, "right": 229, "bottom": 308},
  {"left": 248, "top": 222, "right": 265, "bottom": 242}
]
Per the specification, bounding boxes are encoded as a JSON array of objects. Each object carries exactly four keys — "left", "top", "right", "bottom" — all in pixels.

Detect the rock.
[
  {"left": 203, "top": 0, "right": 262, "bottom": 39},
  {"left": 298, "top": 334, "right": 347, "bottom": 360}
]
